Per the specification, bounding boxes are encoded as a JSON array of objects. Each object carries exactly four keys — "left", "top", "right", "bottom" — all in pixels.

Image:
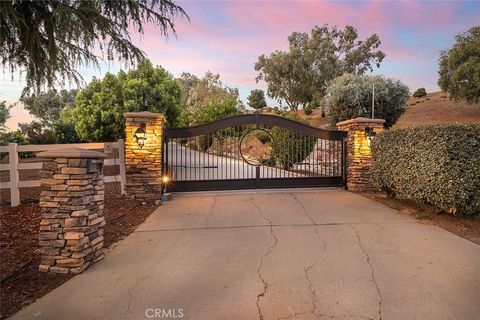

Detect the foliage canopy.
[
  {"left": 247, "top": 89, "right": 267, "bottom": 110},
  {"left": 0, "top": 0, "right": 187, "bottom": 95},
  {"left": 438, "top": 26, "right": 480, "bottom": 104},
  {"left": 64, "top": 61, "right": 181, "bottom": 142},
  {"left": 177, "top": 72, "right": 244, "bottom": 126},
  {"left": 255, "top": 24, "right": 385, "bottom": 111},
  {"left": 0, "top": 101, "right": 11, "bottom": 133},
  {"left": 20, "top": 89, "right": 77, "bottom": 125},
  {"left": 325, "top": 74, "right": 409, "bottom": 128}
]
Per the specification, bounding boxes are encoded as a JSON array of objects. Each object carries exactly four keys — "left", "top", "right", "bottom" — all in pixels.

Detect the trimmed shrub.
[
  {"left": 304, "top": 105, "right": 313, "bottom": 115},
  {"left": 326, "top": 74, "right": 409, "bottom": 128},
  {"left": 371, "top": 124, "right": 480, "bottom": 216},
  {"left": 272, "top": 113, "right": 316, "bottom": 170},
  {"left": 413, "top": 87, "right": 427, "bottom": 97}
]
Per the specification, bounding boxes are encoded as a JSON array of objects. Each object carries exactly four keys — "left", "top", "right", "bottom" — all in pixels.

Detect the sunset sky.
[{"left": 2, "top": 0, "right": 480, "bottom": 129}]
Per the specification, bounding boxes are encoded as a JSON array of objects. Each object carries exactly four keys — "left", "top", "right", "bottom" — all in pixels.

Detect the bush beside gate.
[{"left": 371, "top": 124, "right": 480, "bottom": 216}]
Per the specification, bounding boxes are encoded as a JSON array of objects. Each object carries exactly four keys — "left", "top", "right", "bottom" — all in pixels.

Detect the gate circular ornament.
[{"left": 239, "top": 128, "right": 275, "bottom": 166}]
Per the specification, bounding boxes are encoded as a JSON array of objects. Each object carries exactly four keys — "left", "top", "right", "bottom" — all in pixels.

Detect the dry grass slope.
[{"left": 394, "top": 91, "right": 480, "bottom": 128}]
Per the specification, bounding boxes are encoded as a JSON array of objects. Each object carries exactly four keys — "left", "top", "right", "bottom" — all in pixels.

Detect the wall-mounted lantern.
[
  {"left": 134, "top": 122, "right": 147, "bottom": 148},
  {"left": 364, "top": 126, "right": 377, "bottom": 147}
]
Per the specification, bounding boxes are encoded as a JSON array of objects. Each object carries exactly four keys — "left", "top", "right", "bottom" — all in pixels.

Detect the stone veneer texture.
[
  {"left": 124, "top": 112, "right": 164, "bottom": 201},
  {"left": 336, "top": 118, "right": 385, "bottom": 192},
  {"left": 38, "top": 157, "right": 105, "bottom": 274}
]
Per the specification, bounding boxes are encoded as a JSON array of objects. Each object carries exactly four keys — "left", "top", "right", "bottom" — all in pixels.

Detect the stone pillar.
[
  {"left": 336, "top": 117, "right": 385, "bottom": 192},
  {"left": 124, "top": 111, "right": 165, "bottom": 202},
  {"left": 37, "top": 148, "right": 107, "bottom": 274}
]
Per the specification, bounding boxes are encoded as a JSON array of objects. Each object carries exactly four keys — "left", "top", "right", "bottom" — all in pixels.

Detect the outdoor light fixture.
[
  {"left": 134, "top": 122, "right": 147, "bottom": 148},
  {"left": 161, "top": 175, "right": 172, "bottom": 202},
  {"left": 364, "top": 126, "right": 377, "bottom": 147}
]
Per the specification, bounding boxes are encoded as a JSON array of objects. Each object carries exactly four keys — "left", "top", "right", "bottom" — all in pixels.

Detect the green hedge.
[{"left": 371, "top": 124, "right": 480, "bottom": 216}]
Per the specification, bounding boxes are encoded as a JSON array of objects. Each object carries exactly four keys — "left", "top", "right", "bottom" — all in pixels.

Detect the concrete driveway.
[{"left": 11, "top": 190, "right": 480, "bottom": 320}]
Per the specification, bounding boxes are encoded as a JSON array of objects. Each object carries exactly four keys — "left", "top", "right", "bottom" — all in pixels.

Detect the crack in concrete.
[
  {"left": 329, "top": 315, "right": 375, "bottom": 320},
  {"left": 252, "top": 195, "right": 272, "bottom": 225},
  {"left": 122, "top": 276, "right": 151, "bottom": 317},
  {"left": 134, "top": 221, "right": 418, "bottom": 233},
  {"left": 349, "top": 224, "right": 383, "bottom": 320},
  {"left": 290, "top": 193, "right": 332, "bottom": 320},
  {"left": 290, "top": 193, "right": 317, "bottom": 226},
  {"left": 303, "top": 259, "right": 320, "bottom": 319},
  {"left": 252, "top": 195, "right": 278, "bottom": 320},
  {"left": 205, "top": 195, "right": 217, "bottom": 228},
  {"left": 277, "top": 311, "right": 310, "bottom": 320},
  {"left": 256, "top": 225, "right": 278, "bottom": 320}
]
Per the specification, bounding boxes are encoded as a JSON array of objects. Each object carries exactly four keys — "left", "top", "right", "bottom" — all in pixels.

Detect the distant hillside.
[
  {"left": 393, "top": 91, "right": 480, "bottom": 128},
  {"left": 295, "top": 91, "right": 480, "bottom": 128},
  {"left": 297, "top": 108, "right": 331, "bottom": 128}
]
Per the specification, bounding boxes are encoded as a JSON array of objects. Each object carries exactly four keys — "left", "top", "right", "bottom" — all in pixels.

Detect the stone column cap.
[
  {"left": 123, "top": 111, "right": 165, "bottom": 119},
  {"left": 336, "top": 117, "right": 386, "bottom": 127},
  {"left": 37, "top": 147, "right": 108, "bottom": 159}
]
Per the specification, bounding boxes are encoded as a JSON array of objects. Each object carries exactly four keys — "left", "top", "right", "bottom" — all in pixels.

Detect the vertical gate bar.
[
  {"left": 315, "top": 139, "right": 323, "bottom": 177},
  {"left": 304, "top": 135, "right": 307, "bottom": 176},
  {"left": 335, "top": 139, "right": 337, "bottom": 176},
  {"left": 202, "top": 135, "right": 205, "bottom": 180},
  {"left": 338, "top": 140, "right": 341, "bottom": 176},
  {"left": 290, "top": 131, "right": 293, "bottom": 178},
  {"left": 328, "top": 139, "right": 332, "bottom": 177},
  {"left": 162, "top": 135, "right": 166, "bottom": 185},
  {"left": 195, "top": 136, "right": 197, "bottom": 181},
  {"left": 182, "top": 138, "right": 185, "bottom": 180},
  {"left": 170, "top": 138, "right": 173, "bottom": 180},
  {"left": 323, "top": 139, "right": 326, "bottom": 176},
  {"left": 329, "top": 138, "right": 331, "bottom": 176},
  {"left": 342, "top": 135, "right": 347, "bottom": 188},
  {"left": 320, "top": 139, "right": 323, "bottom": 176},
  {"left": 234, "top": 127, "right": 236, "bottom": 180},
  {"left": 208, "top": 133, "right": 210, "bottom": 180},
  {"left": 190, "top": 137, "right": 192, "bottom": 181},
  {"left": 338, "top": 139, "right": 341, "bottom": 176},
  {"left": 237, "top": 126, "right": 239, "bottom": 180},
  {"left": 224, "top": 131, "right": 226, "bottom": 181},
  {"left": 334, "top": 140, "right": 337, "bottom": 176}
]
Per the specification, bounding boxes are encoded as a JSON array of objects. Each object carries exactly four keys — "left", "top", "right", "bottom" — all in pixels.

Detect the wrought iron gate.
[{"left": 163, "top": 114, "right": 346, "bottom": 192}]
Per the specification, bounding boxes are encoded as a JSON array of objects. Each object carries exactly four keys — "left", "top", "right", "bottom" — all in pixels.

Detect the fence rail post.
[
  {"left": 8, "top": 143, "right": 20, "bottom": 206},
  {"left": 118, "top": 139, "right": 126, "bottom": 195}
]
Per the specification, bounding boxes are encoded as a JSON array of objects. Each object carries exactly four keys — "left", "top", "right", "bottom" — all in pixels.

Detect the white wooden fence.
[{"left": 0, "top": 140, "right": 126, "bottom": 207}]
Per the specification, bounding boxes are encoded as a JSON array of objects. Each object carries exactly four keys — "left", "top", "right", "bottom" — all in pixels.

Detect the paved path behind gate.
[{"left": 11, "top": 190, "right": 480, "bottom": 320}]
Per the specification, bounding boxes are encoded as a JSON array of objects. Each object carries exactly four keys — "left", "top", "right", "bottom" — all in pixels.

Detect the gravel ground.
[{"left": 0, "top": 182, "right": 158, "bottom": 319}]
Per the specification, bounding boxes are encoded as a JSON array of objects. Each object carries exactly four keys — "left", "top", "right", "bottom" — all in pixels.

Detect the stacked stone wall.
[{"left": 38, "top": 155, "right": 105, "bottom": 274}]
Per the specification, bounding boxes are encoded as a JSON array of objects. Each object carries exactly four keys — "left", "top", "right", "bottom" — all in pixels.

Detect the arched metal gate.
[{"left": 163, "top": 114, "right": 346, "bottom": 192}]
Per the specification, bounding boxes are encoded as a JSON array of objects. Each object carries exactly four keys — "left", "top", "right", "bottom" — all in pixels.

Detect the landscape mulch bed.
[
  {"left": 360, "top": 192, "right": 480, "bottom": 245},
  {"left": 0, "top": 183, "right": 158, "bottom": 319}
]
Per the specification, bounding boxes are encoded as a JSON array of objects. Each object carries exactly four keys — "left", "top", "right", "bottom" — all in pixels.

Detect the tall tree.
[
  {"left": 63, "top": 61, "right": 181, "bottom": 142},
  {"left": 438, "top": 26, "right": 480, "bottom": 104},
  {"left": 247, "top": 89, "right": 267, "bottom": 110},
  {"left": 255, "top": 24, "right": 385, "bottom": 111},
  {"left": 0, "top": 0, "right": 187, "bottom": 95},
  {"left": 18, "top": 89, "right": 80, "bottom": 144},
  {"left": 0, "top": 101, "right": 12, "bottom": 133},
  {"left": 177, "top": 72, "right": 244, "bottom": 126},
  {"left": 20, "top": 89, "right": 77, "bottom": 125}
]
